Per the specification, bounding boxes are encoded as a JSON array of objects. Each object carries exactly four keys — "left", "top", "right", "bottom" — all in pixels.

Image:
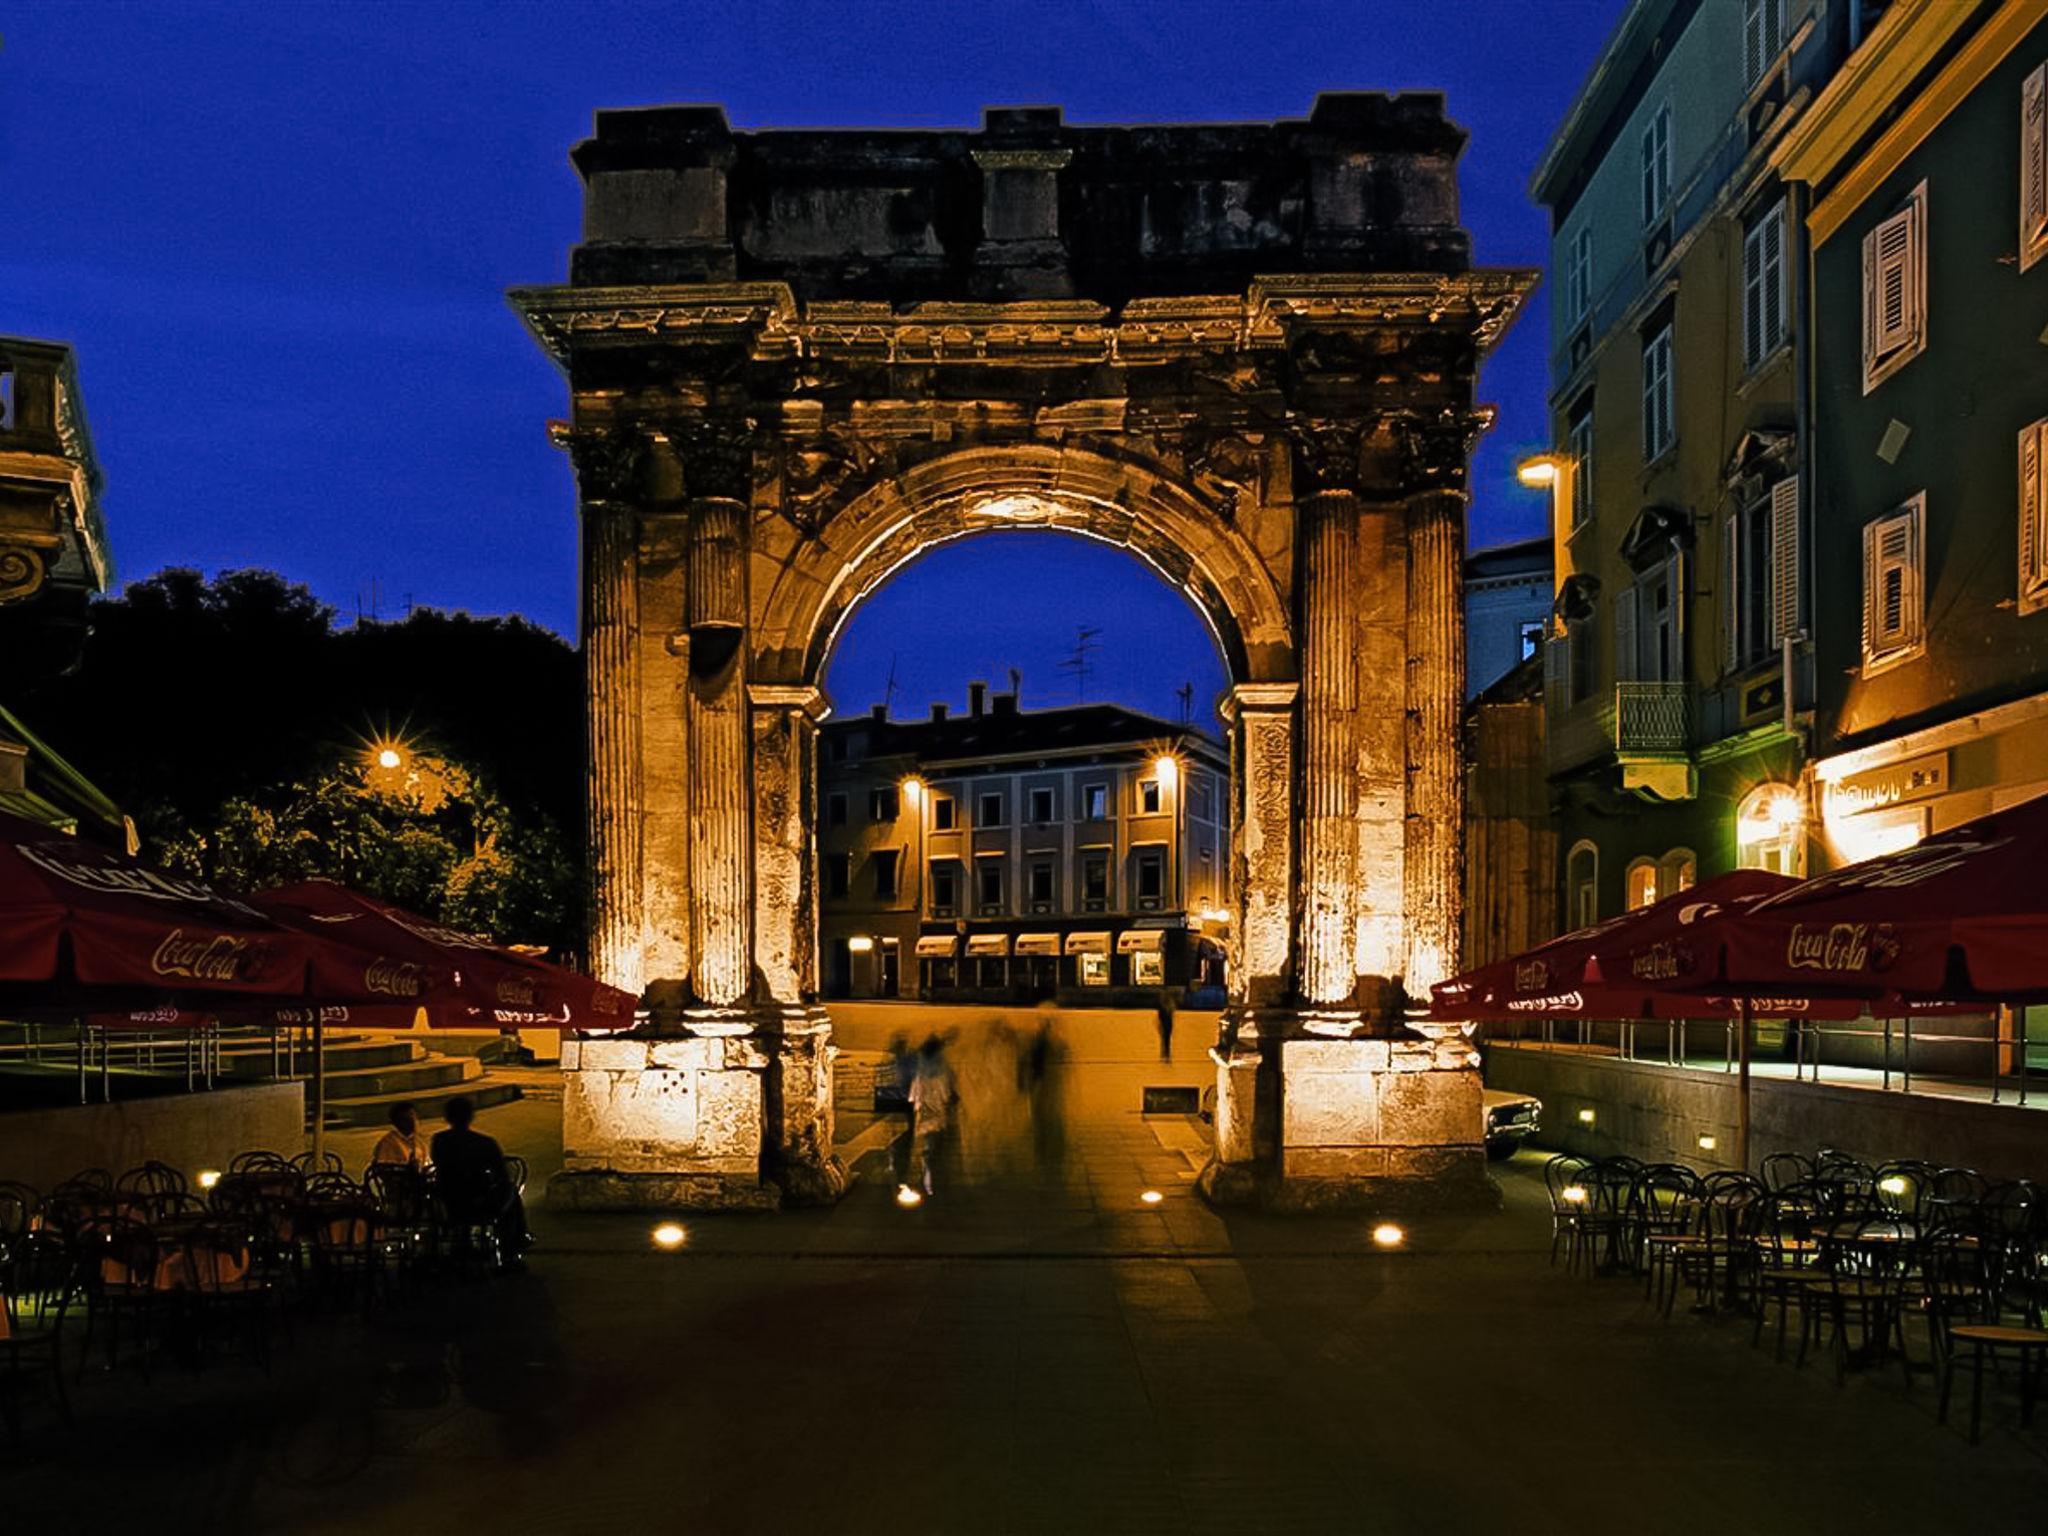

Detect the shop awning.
[
  {"left": 1117, "top": 929, "right": 1165, "bottom": 953},
  {"left": 965, "top": 934, "right": 1012, "bottom": 957},
  {"left": 914, "top": 935, "right": 959, "bottom": 958},
  {"left": 1064, "top": 932, "right": 1111, "bottom": 955},
  {"left": 1014, "top": 933, "right": 1061, "bottom": 957}
]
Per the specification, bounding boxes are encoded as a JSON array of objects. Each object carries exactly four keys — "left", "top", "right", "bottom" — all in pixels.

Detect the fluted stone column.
[
  {"left": 1404, "top": 490, "right": 1465, "bottom": 993},
  {"left": 684, "top": 492, "right": 753, "bottom": 1017},
  {"left": 1297, "top": 489, "right": 1362, "bottom": 1012},
  {"left": 573, "top": 445, "right": 646, "bottom": 996},
  {"left": 749, "top": 684, "right": 823, "bottom": 1006}
]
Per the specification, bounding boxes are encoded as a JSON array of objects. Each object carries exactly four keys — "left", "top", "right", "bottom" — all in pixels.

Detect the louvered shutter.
[
  {"left": 1743, "top": 0, "right": 1765, "bottom": 86},
  {"left": 1666, "top": 550, "right": 1686, "bottom": 643},
  {"left": 1861, "top": 519, "right": 1878, "bottom": 665},
  {"left": 1872, "top": 206, "right": 1916, "bottom": 353},
  {"left": 2022, "top": 423, "right": 2046, "bottom": 609},
  {"left": 1613, "top": 586, "right": 1638, "bottom": 684},
  {"left": 1543, "top": 633, "right": 1567, "bottom": 703},
  {"left": 1723, "top": 513, "right": 1743, "bottom": 673},
  {"left": 1743, "top": 221, "right": 1764, "bottom": 369},
  {"left": 2024, "top": 64, "right": 2047, "bottom": 269},
  {"left": 1769, "top": 477, "right": 1800, "bottom": 644},
  {"left": 1762, "top": 208, "right": 1784, "bottom": 355},
  {"left": 1868, "top": 505, "right": 1921, "bottom": 658}
]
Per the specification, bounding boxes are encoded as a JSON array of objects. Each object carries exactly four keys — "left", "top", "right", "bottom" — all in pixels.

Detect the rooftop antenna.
[
  {"left": 1007, "top": 665, "right": 1022, "bottom": 703},
  {"left": 1057, "top": 624, "right": 1102, "bottom": 702},
  {"left": 881, "top": 653, "right": 901, "bottom": 718},
  {"left": 1176, "top": 682, "right": 1194, "bottom": 725}
]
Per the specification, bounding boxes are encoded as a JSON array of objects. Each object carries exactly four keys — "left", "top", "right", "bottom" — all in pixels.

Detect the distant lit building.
[
  {"left": 0, "top": 336, "right": 124, "bottom": 843},
  {"left": 817, "top": 685, "right": 1230, "bottom": 1004},
  {"left": 1464, "top": 536, "right": 1552, "bottom": 699}
]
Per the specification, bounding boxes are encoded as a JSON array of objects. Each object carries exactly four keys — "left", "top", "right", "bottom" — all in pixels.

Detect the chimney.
[
  {"left": 930, "top": 703, "right": 948, "bottom": 723},
  {"left": 992, "top": 692, "right": 1018, "bottom": 716},
  {"left": 969, "top": 680, "right": 987, "bottom": 717},
  {"left": 870, "top": 703, "right": 888, "bottom": 723}
]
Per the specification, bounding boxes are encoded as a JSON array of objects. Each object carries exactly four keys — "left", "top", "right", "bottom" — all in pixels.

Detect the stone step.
[
  {"left": 218, "top": 1039, "right": 427, "bottom": 1076},
  {"left": 317, "top": 1056, "right": 483, "bottom": 1101},
  {"left": 313, "top": 1078, "right": 522, "bottom": 1129}
]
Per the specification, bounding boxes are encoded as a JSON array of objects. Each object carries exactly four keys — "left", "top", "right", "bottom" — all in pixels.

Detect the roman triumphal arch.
[{"left": 513, "top": 96, "right": 1534, "bottom": 1211}]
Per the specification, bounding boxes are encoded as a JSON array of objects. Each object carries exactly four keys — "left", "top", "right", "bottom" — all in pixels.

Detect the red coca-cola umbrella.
[
  {"left": 1644, "top": 791, "right": 2048, "bottom": 1002},
  {"left": 0, "top": 812, "right": 317, "bottom": 1003}
]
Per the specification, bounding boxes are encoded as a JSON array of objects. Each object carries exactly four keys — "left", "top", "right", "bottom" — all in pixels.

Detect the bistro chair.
[
  {"left": 1927, "top": 1167, "right": 1989, "bottom": 1227},
  {"left": 1567, "top": 1159, "right": 1637, "bottom": 1276},
  {"left": 1678, "top": 1179, "right": 1761, "bottom": 1315},
  {"left": 1761, "top": 1152, "right": 1814, "bottom": 1192},
  {"left": 228, "top": 1151, "right": 290, "bottom": 1175},
  {"left": 1630, "top": 1165, "right": 1704, "bottom": 1311},
  {"left": 180, "top": 1220, "right": 275, "bottom": 1371},
  {"left": 1, "top": 1233, "right": 77, "bottom": 1441},
  {"left": 364, "top": 1165, "right": 435, "bottom": 1284},
  {"left": 1919, "top": 1225, "right": 1993, "bottom": 1369},
  {"left": 74, "top": 1218, "right": 162, "bottom": 1377},
  {"left": 1543, "top": 1155, "right": 1593, "bottom": 1268},
  {"left": 1748, "top": 1192, "right": 1825, "bottom": 1361},
  {"left": 1817, "top": 1216, "right": 1917, "bottom": 1387},
  {"left": 289, "top": 1150, "right": 345, "bottom": 1177},
  {"left": 0, "top": 1182, "right": 38, "bottom": 1267},
  {"left": 1939, "top": 1321, "right": 2048, "bottom": 1444},
  {"left": 306, "top": 1201, "right": 382, "bottom": 1314},
  {"left": 115, "top": 1161, "right": 188, "bottom": 1206}
]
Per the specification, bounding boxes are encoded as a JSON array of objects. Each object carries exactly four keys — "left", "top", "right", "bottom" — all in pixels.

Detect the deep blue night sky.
[{"left": 4, "top": 0, "right": 1623, "bottom": 722}]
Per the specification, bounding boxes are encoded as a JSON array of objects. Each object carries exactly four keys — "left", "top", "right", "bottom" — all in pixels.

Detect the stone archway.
[{"left": 513, "top": 95, "right": 1534, "bottom": 1210}]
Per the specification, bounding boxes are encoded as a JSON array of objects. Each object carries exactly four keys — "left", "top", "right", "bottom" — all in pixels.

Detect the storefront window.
[
  {"left": 1736, "top": 783, "right": 1806, "bottom": 876},
  {"left": 1133, "top": 951, "right": 1165, "bottom": 986},
  {"left": 1079, "top": 952, "right": 1110, "bottom": 986}
]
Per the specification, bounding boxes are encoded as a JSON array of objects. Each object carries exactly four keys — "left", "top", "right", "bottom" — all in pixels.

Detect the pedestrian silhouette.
[
  {"left": 1155, "top": 990, "right": 1177, "bottom": 1062},
  {"left": 909, "top": 1033, "right": 958, "bottom": 1197}
]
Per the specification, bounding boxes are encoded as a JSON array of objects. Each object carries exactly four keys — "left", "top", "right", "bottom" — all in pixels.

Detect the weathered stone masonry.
[{"left": 514, "top": 95, "right": 1534, "bottom": 1210}]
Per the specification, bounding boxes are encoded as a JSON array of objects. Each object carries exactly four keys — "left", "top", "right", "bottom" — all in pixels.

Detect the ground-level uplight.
[
  {"left": 1697, "top": 1135, "right": 1717, "bottom": 1153},
  {"left": 1140, "top": 1189, "right": 1164, "bottom": 1206},
  {"left": 196, "top": 1169, "right": 221, "bottom": 1190},
  {"left": 1577, "top": 1108, "right": 1597, "bottom": 1125},
  {"left": 1372, "top": 1223, "right": 1405, "bottom": 1248},
  {"left": 895, "top": 1184, "right": 924, "bottom": 1208},
  {"left": 1562, "top": 1185, "right": 1588, "bottom": 1205},
  {"left": 651, "top": 1222, "right": 687, "bottom": 1249}
]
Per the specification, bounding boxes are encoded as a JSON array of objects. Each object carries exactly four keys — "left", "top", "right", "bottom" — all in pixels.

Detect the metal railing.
[
  {"left": 1613, "top": 680, "right": 1691, "bottom": 754},
  {"left": 1490, "top": 1012, "right": 2038, "bottom": 1108}
]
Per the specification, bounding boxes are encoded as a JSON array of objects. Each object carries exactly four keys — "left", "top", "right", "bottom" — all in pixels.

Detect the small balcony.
[
  {"left": 1544, "top": 681, "right": 1695, "bottom": 800},
  {"left": 1613, "top": 681, "right": 1691, "bottom": 755}
]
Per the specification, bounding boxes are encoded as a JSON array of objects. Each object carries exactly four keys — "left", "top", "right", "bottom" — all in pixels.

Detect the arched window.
[
  {"left": 1567, "top": 840, "right": 1600, "bottom": 929},
  {"left": 1736, "top": 784, "right": 1806, "bottom": 876},
  {"left": 1625, "top": 856, "right": 1659, "bottom": 911},
  {"left": 1660, "top": 847, "right": 1697, "bottom": 896}
]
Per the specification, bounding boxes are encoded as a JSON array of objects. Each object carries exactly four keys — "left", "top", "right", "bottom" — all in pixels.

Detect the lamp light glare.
[
  {"left": 1562, "top": 1185, "right": 1588, "bottom": 1204},
  {"left": 1696, "top": 1135, "right": 1717, "bottom": 1153},
  {"left": 901, "top": 776, "right": 924, "bottom": 804},
  {"left": 1516, "top": 456, "right": 1559, "bottom": 488},
  {"left": 846, "top": 936, "right": 875, "bottom": 954},
  {"left": 1577, "top": 1108, "right": 1596, "bottom": 1125},
  {"left": 1879, "top": 1175, "right": 1908, "bottom": 1197},
  {"left": 651, "top": 1222, "right": 687, "bottom": 1249},
  {"left": 196, "top": 1169, "right": 221, "bottom": 1190},
  {"left": 1152, "top": 755, "right": 1178, "bottom": 789},
  {"left": 376, "top": 747, "right": 403, "bottom": 770},
  {"left": 1371, "top": 1222, "right": 1406, "bottom": 1248},
  {"left": 1140, "top": 1189, "right": 1164, "bottom": 1206}
]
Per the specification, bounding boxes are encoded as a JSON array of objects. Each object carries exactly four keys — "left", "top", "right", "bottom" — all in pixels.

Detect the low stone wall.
[
  {"left": 1485, "top": 1044, "right": 2048, "bottom": 1183},
  {"left": 0, "top": 1080, "right": 305, "bottom": 1192}
]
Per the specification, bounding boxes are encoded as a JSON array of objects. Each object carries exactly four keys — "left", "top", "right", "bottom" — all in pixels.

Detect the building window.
[
  {"left": 826, "top": 792, "right": 848, "bottom": 828},
  {"left": 1861, "top": 494, "right": 1926, "bottom": 676},
  {"left": 1079, "top": 951, "right": 1110, "bottom": 987},
  {"left": 1641, "top": 324, "right": 1674, "bottom": 462},
  {"left": 1082, "top": 852, "right": 1109, "bottom": 910},
  {"left": 2023, "top": 62, "right": 2046, "bottom": 273},
  {"left": 1518, "top": 620, "right": 1546, "bottom": 662},
  {"left": 827, "top": 734, "right": 849, "bottom": 764},
  {"left": 931, "top": 862, "right": 958, "bottom": 917},
  {"left": 1028, "top": 859, "right": 1055, "bottom": 905},
  {"left": 1737, "top": 783, "right": 1805, "bottom": 876},
  {"left": 872, "top": 849, "right": 900, "bottom": 900},
  {"left": 1083, "top": 783, "right": 1107, "bottom": 820},
  {"left": 1139, "top": 780, "right": 1162, "bottom": 814},
  {"left": 1568, "top": 399, "right": 1594, "bottom": 528},
  {"left": 1191, "top": 776, "right": 1212, "bottom": 818},
  {"left": 1136, "top": 850, "right": 1164, "bottom": 907},
  {"left": 976, "top": 857, "right": 1005, "bottom": 913},
  {"left": 932, "top": 794, "right": 956, "bottom": 831},
  {"left": 1660, "top": 848, "right": 1697, "bottom": 896},
  {"left": 978, "top": 791, "right": 1004, "bottom": 827},
  {"left": 2021, "top": 419, "right": 2048, "bottom": 615},
  {"left": 1742, "top": 202, "right": 1786, "bottom": 370},
  {"left": 1029, "top": 786, "right": 1055, "bottom": 823},
  {"left": 825, "top": 852, "right": 850, "bottom": 899},
  {"left": 1625, "top": 857, "right": 1659, "bottom": 912},
  {"left": 1133, "top": 950, "right": 1165, "bottom": 987},
  {"left": 1724, "top": 477, "right": 1799, "bottom": 671},
  {"left": 1566, "top": 225, "right": 1592, "bottom": 325},
  {"left": 1861, "top": 183, "right": 1927, "bottom": 393},
  {"left": 1742, "top": 0, "right": 1783, "bottom": 87},
  {"left": 869, "top": 786, "right": 899, "bottom": 822},
  {"left": 1641, "top": 104, "right": 1671, "bottom": 226},
  {"left": 1566, "top": 841, "right": 1599, "bottom": 929}
]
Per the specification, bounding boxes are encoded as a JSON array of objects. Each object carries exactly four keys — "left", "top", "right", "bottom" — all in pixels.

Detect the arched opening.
[
  {"left": 1736, "top": 783, "right": 1807, "bottom": 876},
  {"left": 812, "top": 524, "right": 1233, "bottom": 1010}
]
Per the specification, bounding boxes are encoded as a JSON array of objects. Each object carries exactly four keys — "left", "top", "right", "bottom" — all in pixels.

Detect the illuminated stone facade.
[{"left": 514, "top": 96, "right": 1534, "bottom": 1210}]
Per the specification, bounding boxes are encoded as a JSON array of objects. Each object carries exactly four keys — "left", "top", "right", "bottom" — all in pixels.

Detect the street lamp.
[{"left": 1515, "top": 457, "right": 1560, "bottom": 488}]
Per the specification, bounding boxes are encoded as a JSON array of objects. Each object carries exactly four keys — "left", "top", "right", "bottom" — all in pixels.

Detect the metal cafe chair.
[
  {"left": 1748, "top": 1192, "right": 1825, "bottom": 1361},
  {"left": 1760, "top": 1152, "right": 1814, "bottom": 1192},
  {"left": 1817, "top": 1216, "right": 1917, "bottom": 1388},
  {"left": 74, "top": 1218, "right": 162, "bottom": 1377},
  {"left": 1543, "top": 1155, "right": 1593, "bottom": 1268},
  {"left": 1940, "top": 1320, "right": 2048, "bottom": 1443},
  {"left": 1, "top": 1233, "right": 77, "bottom": 1441}
]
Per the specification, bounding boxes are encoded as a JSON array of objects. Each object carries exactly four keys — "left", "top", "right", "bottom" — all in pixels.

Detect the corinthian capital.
[
  {"left": 671, "top": 420, "right": 759, "bottom": 505},
  {"left": 561, "top": 425, "right": 651, "bottom": 505},
  {"left": 1289, "top": 421, "right": 1368, "bottom": 498},
  {"left": 1391, "top": 406, "right": 1495, "bottom": 497}
]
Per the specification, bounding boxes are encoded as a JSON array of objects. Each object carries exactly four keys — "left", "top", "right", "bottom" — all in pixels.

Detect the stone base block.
[{"left": 547, "top": 1169, "right": 780, "bottom": 1213}]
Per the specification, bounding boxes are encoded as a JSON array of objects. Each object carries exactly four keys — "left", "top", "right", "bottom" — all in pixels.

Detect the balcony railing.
[{"left": 1613, "top": 681, "right": 1692, "bottom": 755}]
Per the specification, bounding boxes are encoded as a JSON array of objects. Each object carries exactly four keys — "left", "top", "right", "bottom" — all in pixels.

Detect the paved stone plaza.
[{"left": 6, "top": 1019, "right": 2044, "bottom": 1533}]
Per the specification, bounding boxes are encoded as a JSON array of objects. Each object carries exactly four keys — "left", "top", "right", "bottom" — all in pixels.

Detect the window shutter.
[
  {"left": 1861, "top": 518, "right": 1878, "bottom": 665},
  {"left": 1743, "top": 0, "right": 1765, "bottom": 86},
  {"left": 1543, "top": 633, "right": 1567, "bottom": 702},
  {"left": 2024, "top": 64, "right": 2047, "bottom": 270},
  {"left": 1743, "top": 221, "right": 1764, "bottom": 369},
  {"left": 2022, "top": 423, "right": 2046, "bottom": 611},
  {"left": 1865, "top": 501, "right": 1923, "bottom": 666},
  {"left": 1642, "top": 122, "right": 1656, "bottom": 224},
  {"left": 1769, "top": 477, "right": 1800, "bottom": 643},
  {"left": 1613, "top": 586, "right": 1638, "bottom": 684},
  {"left": 1872, "top": 206, "right": 1917, "bottom": 353},
  {"left": 1762, "top": 207, "right": 1784, "bottom": 355},
  {"left": 1724, "top": 513, "right": 1743, "bottom": 672},
  {"left": 1861, "top": 222, "right": 1882, "bottom": 380},
  {"left": 1666, "top": 550, "right": 1686, "bottom": 641}
]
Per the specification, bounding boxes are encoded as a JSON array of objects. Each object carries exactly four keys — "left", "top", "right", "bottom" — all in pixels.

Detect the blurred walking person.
[
  {"left": 1155, "top": 990, "right": 1177, "bottom": 1062},
  {"left": 909, "top": 1033, "right": 958, "bottom": 1197}
]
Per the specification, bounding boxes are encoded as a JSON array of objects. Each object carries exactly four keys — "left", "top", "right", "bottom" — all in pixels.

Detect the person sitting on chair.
[
  {"left": 429, "top": 1096, "right": 530, "bottom": 1269},
  {"left": 371, "top": 1101, "right": 429, "bottom": 1169}
]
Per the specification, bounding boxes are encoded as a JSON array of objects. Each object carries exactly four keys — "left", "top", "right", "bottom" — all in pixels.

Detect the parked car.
[{"left": 1483, "top": 1087, "right": 1541, "bottom": 1160}]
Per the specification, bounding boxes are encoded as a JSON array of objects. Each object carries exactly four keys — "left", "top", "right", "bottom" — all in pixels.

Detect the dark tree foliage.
[{"left": 21, "top": 568, "right": 582, "bottom": 952}]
